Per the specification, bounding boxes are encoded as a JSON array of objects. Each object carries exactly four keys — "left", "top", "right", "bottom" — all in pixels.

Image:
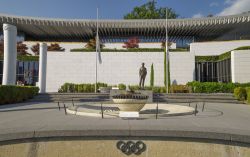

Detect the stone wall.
[
  {"left": 0, "top": 138, "right": 249, "bottom": 157},
  {"left": 46, "top": 52, "right": 165, "bottom": 92},
  {"left": 169, "top": 52, "right": 195, "bottom": 85},
  {"left": 231, "top": 50, "right": 250, "bottom": 83}
]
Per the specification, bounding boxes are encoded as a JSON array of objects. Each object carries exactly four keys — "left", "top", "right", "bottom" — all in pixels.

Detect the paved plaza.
[{"left": 0, "top": 101, "right": 250, "bottom": 142}]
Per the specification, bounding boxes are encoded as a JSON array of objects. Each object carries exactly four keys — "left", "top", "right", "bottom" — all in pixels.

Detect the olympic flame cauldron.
[{"left": 112, "top": 90, "right": 148, "bottom": 112}]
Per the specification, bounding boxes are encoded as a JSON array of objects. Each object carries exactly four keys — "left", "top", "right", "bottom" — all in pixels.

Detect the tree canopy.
[{"left": 124, "top": 1, "right": 178, "bottom": 19}]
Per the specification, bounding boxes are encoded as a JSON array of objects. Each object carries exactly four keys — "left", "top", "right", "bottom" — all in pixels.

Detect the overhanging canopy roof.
[{"left": 1, "top": 13, "right": 250, "bottom": 41}]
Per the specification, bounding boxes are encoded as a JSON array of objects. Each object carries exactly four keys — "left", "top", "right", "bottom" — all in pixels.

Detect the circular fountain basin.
[
  {"left": 112, "top": 98, "right": 147, "bottom": 111},
  {"left": 112, "top": 92, "right": 148, "bottom": 112},
  {"left": 66, "top": 103, "right": 196, "bottom": 118}
]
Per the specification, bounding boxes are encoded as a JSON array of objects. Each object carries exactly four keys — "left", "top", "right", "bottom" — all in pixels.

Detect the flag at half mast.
[
  {"left": 96, "top": 7, "right": 102, "bottom": 64},
  {"left": 96, "top": 31, "right": 102, "bottom": 64}
]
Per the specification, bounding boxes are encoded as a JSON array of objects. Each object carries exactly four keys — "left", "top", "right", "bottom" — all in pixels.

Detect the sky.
[{"left": 0, "top": 0, "right": 250, "bottom": 19}]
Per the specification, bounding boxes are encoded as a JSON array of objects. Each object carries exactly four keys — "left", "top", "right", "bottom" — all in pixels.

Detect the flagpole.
[
  {"left": 165, "top": 8, "right": 169, "bottom": 93},
  {"left": 95, "top": 8, "right": 99, "bottom": 93}
]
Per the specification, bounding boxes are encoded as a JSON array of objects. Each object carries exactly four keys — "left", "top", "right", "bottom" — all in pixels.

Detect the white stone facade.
[
  {"left": 190, "top": 40, "right": 250, "bottom": 56},
  {"left": 231, "top": 50, "right": 250, "bottom": 83},
  {"left": 169, "top": 52, "right": 195, "bottom": 85},
  {"left": 46, "top": 52, "right": 165, "bottom": 92}
]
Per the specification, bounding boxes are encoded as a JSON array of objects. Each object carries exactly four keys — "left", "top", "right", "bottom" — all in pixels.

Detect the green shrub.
[
  {"left": 150, "top": 64, "right": 154, "bottom": 87},
  {"left": 234, "top": 46, "right": 250, "bottom": 50},
  {"left": 118, "top": 84, "right": 126, "bottom": 90},
  {"left": 187, "top": 81, "right": 250, "bottom": 93},
  {"left": 170, "top": 85, "right": 190, "bottom": 93},
  {"left": 128, "top": 85, "right": 140, "bottom": 91},
  {"left": 70, "top": 48, "right": 188, "bottom": 53},
  {"left": 187, "top": 81, "right": 236, "bottom": 93},
  {"left": 234, "top": 87, "right": 247, "bottom": 101},
  {"left": 0, "top": 55, "right": 39, "bottom": 61},
  {"left": 164, "top": 49, "right": 166, "bottom": 86},
  {"left": 96, "top": 82, "right": 108, "bottom": 89},
  {"left": 59, "top": 82, "right": 168, "bottom": 94},
  {"left": 0, "top": 85, "right": 39, "bottom": 105},
  {"left": 58, "top": 82, "right": 107, "bottom": 93},
  {"left": 151, "top": 86, "right": 165, "bottom": 93},
  {"left": 71, "top": 48, "right": 165, "bottom": 52},
  {"left": 246, "top": 87, "right": 250, "bottom": 104}
]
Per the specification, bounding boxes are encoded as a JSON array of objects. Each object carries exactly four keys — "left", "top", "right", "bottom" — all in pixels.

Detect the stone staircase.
[
  {"left": 28, "top": 93, "right": 241, "bottom": 104},
  {"left": 28, "top": 93, "right": 110, "bottom": 103},
  {"left": 154, "top": 93, "right": 241, "bottom": 103}
]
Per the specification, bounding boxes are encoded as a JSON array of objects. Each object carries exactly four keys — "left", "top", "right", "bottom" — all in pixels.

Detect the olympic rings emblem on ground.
[{"left": 116, "top": 140, "right": 146, "bottom": 155}]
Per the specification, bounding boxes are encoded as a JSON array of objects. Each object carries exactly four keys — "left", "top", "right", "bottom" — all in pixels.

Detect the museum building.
[{"left": 0, "top": 13, "right": 250, "bottom": 92}]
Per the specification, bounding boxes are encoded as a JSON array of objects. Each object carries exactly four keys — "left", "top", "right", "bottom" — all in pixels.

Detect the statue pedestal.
[{"left": 119, "top": 111, "right": 139, "bottom": 118}]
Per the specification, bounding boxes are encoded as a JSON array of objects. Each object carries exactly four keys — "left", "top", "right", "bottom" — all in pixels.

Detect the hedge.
[
  {"left": 0, "top": 55, "right": 39, "bottom": 61},
  {"left": 58, "top": 82, "right": 108, "bottom": 93},
  {"left": 70, "top": 48, "right": 188, "bottom": 52},
  {"left": 58, "top": 82, "right": 168, "bottom": 93},
  {"left": 234, "top": 46, "right": 250, "bottom": 50},
  {"left": 128, "top": 85, "right": 166, "bottom": 93},
  {"left": 170, "top": 85, "right": 191, "bottom": 93},
  {"left": 246, "top": 88, "right": 250, "bottom": 104},
  {"left": 187, "top": 81, "right": 250, "bottom": 93},
  {"left": 195, "top": 51, "right": 231, "bottom": 62},
  {"left": 0, "top": 85, "right": 39, "bottom": 105}
]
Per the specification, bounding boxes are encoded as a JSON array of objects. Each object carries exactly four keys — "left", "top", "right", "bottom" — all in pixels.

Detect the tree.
[
  {"left": 0, "top": 40, "right": 3, "bottom": 55},
  {"left": 85, "top": 38, "right": 104, "bottom": 49},
  {"left": 17, "top": 42, "right": 29, "bottom": 55},
  {"left": 164, "top": 48, "right": 171, "bottom": 93},
  {"left": 124, "top": 1, "right": 178, "bottom": 19},
  {"left": 123, "top": 37, "right": 139, "bottom": 49},
  {"left": 48, "top": 43, "right": 65, "bottom": 51},
  {"left": 161, "top": 41, "right": 173, "bottom": 49},
  {"left": 150, "top": 63, "right": 154, "bottom": 87},
  {"left": 0, "top": 40, "right": 29, "bottom": 55},
  {"left": 31, "top": 43, "right": 39, "bottom": 55}
]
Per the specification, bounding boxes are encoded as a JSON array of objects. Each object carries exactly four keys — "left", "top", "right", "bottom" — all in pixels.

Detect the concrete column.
[
  {"left": 2, "top": 24, "right": 17, "bottom": 85},
  {"left": 38, "top": 43, "right": 47, "bottom": 93}
]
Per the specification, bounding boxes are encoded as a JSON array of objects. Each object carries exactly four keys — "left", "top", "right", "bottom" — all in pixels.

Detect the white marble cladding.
[
  {"left": 190, "top": 40, "right": 250, "bottom": 56},
  {"left": 46, "top": 52, "right": 165, "bottom": 92},
  {"left": 169, "top": 52, "right": 195, "bottom": 85},
  {"left": 231, "top": 50, "right": 250, "bottom": 83}
]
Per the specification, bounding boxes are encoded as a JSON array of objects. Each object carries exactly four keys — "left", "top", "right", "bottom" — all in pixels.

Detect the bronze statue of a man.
[{"left": 139, "top": 63, "right": 147, "bottom": 89}]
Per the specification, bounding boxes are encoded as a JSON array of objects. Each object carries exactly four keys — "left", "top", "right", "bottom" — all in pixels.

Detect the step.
[
  {"left": 155, "top": 96, "right": 236, "bottom": 100},
  {"left": 156, "top": 99, "right": 241, "bottom": 104},
  {"left": 28, "top": 93, "right": 240, "bottom": 104}
]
